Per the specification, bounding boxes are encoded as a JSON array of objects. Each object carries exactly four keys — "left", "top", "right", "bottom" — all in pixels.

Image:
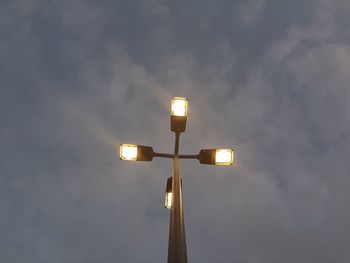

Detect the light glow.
[
  {"left": 171, "top": 97, "right": 188, "bottom": 116},
  {"left": 120, "top": 144, "right": 138, "bottom": 161},
  {"left": 215, "top": 149, "right": 234, "bottom": 165},
  {"left": 165, "top": 192, "right": 172, "bottom": 209}
]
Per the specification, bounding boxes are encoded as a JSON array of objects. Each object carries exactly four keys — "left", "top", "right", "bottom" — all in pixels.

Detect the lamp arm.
[
  {"left": 153, "top": 152, "right": 174, "bottom": 159},
  {"left": 178, "top": 154, "right": 199, "bottom": 160}
]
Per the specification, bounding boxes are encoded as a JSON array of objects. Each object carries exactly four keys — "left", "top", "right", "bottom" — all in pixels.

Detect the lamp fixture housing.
[
  {"left": 199, "top": 148, "right": 234, "bottom": 165},
  {"left": 120, "top": 144, "right": 154, "bottom": 161},
  {"left": 170, "top": 97, "right": 188, "bottom": 133}
]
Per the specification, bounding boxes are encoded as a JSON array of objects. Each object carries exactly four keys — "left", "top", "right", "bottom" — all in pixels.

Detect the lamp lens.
[
  {"left": 120, "top": 144, "right": 138, "bottom": 161},
  {"left": 165, "top": 192, "right": 172, "bottom": 209},
  {"left": 215, "top": 149, "right": 234, "bottom": 165},
  {"left": 171, "top": 97, "right": 188, "bottom": 116}
]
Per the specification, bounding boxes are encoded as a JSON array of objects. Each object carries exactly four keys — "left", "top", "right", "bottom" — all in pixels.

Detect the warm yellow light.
[
  {"left": 120, "top": 144, "right": 138, "bottom": 161},
  {"left": 171, "top": 97, "right": 188, "bottom": 117},
  {"left": 165, "top": 192, "right": 172, "bottom": 209},
  {"left": 215, "top": 149, "right": 234, "bottom": 165}
]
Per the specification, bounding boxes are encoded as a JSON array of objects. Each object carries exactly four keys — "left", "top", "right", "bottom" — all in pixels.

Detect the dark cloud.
[{"left": 1, "top": 0, "right": 350, "bottom": 262}]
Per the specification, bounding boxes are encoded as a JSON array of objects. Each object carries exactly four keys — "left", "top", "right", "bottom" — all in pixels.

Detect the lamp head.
[
  {"left": 164, "top": 177, "right": 173, "bottom": 209},
  {"left": 199, "top": 148, "right": 234, "bottom": 165},
  {"left": 170, "top": 97, "right": 188, "bottom": 133},
  {"left": 120, "top": 144, "right": 154, "bottom": 161}
]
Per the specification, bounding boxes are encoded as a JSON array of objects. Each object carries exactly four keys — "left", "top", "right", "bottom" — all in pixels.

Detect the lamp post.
[{"left": 120, "top": 97, "right": 235, "bottom": 263}]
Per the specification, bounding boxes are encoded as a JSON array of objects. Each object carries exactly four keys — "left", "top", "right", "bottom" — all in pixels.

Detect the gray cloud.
[{"left": 1, "top": 0, "right": 350, "bottom": 262}]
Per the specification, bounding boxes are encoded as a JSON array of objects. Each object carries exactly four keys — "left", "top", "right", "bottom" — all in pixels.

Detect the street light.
[
  {"left": 120, "top": 97, "right": 235, "bottom": 263},
  {"left": 119, "top": 144, "right": 154, "bottom": 161},
  {"left": 164, "top": 177, "right": 183, "bottom": 210},
  {"left": 165, "top": 177, "right": 173, "bottom": 209},
  {"left": 171, "top": 97, "right": 188, "bottom": 133},
  {"left": 198, "top": 148, "right": 234, "bottom": 165}
]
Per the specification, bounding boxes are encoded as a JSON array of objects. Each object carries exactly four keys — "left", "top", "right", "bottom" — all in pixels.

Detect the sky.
[{"left": 1, "top": 0, "right": 350, "bottom": 262}]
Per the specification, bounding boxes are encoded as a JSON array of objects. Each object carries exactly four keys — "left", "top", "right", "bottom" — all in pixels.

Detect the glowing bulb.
[
  {"left": 165, "top": 192, "right": 172, "bottom": 209},
  {"left": 120, "top": 144, "right": 138, "bottom": 161},
  {"left": 215, "top": 149, "right": 234, "bottom": 165},
  {"left": 171, "top": 97, "right": 188, "bottom": 117}
]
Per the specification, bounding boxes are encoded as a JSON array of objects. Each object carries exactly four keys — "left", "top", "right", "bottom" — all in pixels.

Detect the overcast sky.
[{"left": 1, "top": 0, "right": 350, "bottom": 262}]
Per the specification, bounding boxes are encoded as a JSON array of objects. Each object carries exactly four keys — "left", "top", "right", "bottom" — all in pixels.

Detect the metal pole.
[
  {"left": 174, "top": 132, "right": 180, "bottom": 155},
  {"left": 167, "top": 133, "right": 188, "bottom": 263}
]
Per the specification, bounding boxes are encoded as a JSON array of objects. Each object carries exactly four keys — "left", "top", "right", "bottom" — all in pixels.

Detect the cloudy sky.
[{"left": 1, "top": 0, "right": 350, "bottom": 262}]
